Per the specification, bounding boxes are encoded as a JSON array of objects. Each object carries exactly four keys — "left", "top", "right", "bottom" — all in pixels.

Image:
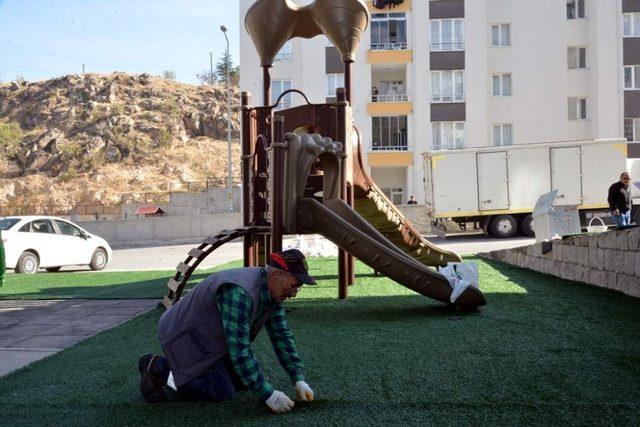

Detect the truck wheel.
[
  {"left": 519, "top": 215, "right": 535, "bottom": 237},
  {"left": 490, "top": 215, "right": 518, "bottom": 238}
]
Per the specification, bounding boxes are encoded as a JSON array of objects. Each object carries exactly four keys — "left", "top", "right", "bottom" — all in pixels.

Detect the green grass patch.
[
  {"left": 0, "top": 261, "right": 243, "bottom": 299},
  {"left": 1, "top": 257, "right": 639, "bottom": 424}
]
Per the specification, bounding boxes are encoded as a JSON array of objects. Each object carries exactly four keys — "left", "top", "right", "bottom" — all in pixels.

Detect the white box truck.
[{"left": 423, "top": 138, "right": 635, "bottom": 238}]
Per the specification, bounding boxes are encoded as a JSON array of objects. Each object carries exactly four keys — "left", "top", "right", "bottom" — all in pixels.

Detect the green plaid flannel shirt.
[{"left": 216, "top": 277, "right": 305, "bottom": 401}]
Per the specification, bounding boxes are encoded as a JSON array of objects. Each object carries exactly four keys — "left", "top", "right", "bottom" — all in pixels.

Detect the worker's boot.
[{"left": 138, "top": 353, "right": 169, "bottom": 403}]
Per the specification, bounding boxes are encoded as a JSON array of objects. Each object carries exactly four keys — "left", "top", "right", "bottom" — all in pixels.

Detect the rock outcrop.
[{"left": 0, "top": 73, "right": 241, "bottom": 209}]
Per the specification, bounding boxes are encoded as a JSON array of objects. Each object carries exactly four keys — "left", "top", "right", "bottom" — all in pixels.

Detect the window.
[
  {"left": 271, "top": 80, "right": 292, "bottom": 110},
  {"left": 371, "top": 116, "right": 408, "bottom": 151},
  {"left": 625, "top": 118, "right": 640, "bottom": 142},
  {"left": 432, "top": 122, "right": 465, "bottom": 150},
  {"left": 274, "top": 41, "right": 292, "bottom": 62},
  {"left": 382, "top": 188, "right": 404, "bottom": 205},
  {"left": 371, "top": 13, "right": 407, "bottom": 50},
  {"left": 624, "top": 66, "right": 640, "bottom": 90},
  {"left": 54, "top": 220, "right": 83, "bottom": 237},
  {"left": 623, "top": 13, "right": 640, "bottom": 37},
  {"left": 431, "top": 70, "right": 464, "bottom": 102},
  {"left": 30, "top": 219, "right": 55, "bottom": 234},
  {"left": 567, "top": 47, "right": 586, "bottom": 69},
  {"left": 492, "top": 73, "right": 512, "bottom": 96},
  {"left": 491, "top": 24, "right": 511, "bottom": 47},
  {"left": 430, "top": 19, "right": 464, "bottom": 51},
  {"left": 568, "top": 97, "right": 588, "bottom": 120},
  {"left": 567, "top": 0, "right": 585, "bottom": 19},
  {"left": 326, "top": 73, "right": 345, "bottom": 97},
  {"left": 0, "top": 218, "right": 20, "bottom": 231},
  {"left": 493, "top": 124, "right": 513, "bottom": 146}
]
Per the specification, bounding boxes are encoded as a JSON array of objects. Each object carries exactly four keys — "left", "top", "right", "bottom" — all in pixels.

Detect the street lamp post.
[{"left": 220, "top": 25, "right": 233, "bottom": 212}]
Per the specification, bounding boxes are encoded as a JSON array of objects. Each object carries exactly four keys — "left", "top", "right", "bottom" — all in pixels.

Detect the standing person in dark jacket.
[
  {"left": 138, "top": 249, "right": 316, "bottom": 414},
  {"left": 607, "top": 172, "right": 632, "bottom": 226}
]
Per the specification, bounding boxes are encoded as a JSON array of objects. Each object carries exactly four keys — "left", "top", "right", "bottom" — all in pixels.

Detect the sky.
[{"left": 0, "top": 0, "right": 240, "bottom": 85}]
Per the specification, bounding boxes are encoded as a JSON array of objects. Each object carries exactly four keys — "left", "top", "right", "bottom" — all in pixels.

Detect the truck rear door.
[
  {"left": 477, "top": 151, "right": 509, "bottom": 211},
  {"left": 551, "top": 146, "right": 582, "bottom": 205}
]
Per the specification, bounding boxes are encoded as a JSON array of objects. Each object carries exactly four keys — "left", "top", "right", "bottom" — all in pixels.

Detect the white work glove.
[
  {"left": 265, "top": 390, "right": 295, "bottom": 414},
  {"left": 294, "top": 380, "right": 315, "bottom": 401}
]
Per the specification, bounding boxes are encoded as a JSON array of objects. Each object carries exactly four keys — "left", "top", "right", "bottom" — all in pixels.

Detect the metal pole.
[
  {"left": 221, "top": 26, "right": 233, "bottom": 212},
  {"left": 271, "top": 116, "right": 285, "bottom": 253},
  {"left": 241, "top": 91, "right": 254, "bottom": 267},
  {"left": 0, "top": 229, "right": 5, "bottom": 287},
  {"left": 262, "top": 65, "right": 272, "bottom": 106},
  {"left": 336, "top": 88, "right": 348, "bottom": 299}
]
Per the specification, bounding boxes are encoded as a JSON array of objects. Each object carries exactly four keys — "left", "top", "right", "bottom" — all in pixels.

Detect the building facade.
[{"left": 240, "top": 0, "right": 634, "bottom": 205}]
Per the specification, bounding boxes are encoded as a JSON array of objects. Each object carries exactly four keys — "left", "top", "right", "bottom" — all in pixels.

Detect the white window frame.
[
  {"left": 271, "top": 80, "right": 292, "bottom": 110},
  {"left": 274, "top": 41, "right": 293, "bottom": 62},
  {"left": 490, "top": 23, "right": 511, "bottom": 47},
  {"left": 370, "top": 12, "right": 408, "bottom": 50},
  {"left": 567, "top": 46, "right": 587, "bottom": 69},
  {"left": 566, "top": 0, "right": 585, "bottom": 20},
  {"left": 431, "top": 70, "right": 464, "bottom": 102},
  {"left": 568, "top": 97, "right": 588, "bottom": 120},
  {"left": 432, "top": 121, "right": 465, "bottom": 150},
  {"left": 624, "top": 65, "right": 640, "bottom": 90},
  {"left": 492, "top": 124, "right": 513, "bottom": 146},
  {"left": 430, "top": 18, "right": 464, "bottom": 51},
  {"left": 491, "top": 73, "right": 512, "bottom": 96},
  {"left": 326, "top": 73, "right": 345, "bottom": 97},
  {"left": 623, "top": 13, "right": 640, "bottom": 37},
  {"left": 625, "top": 118, "right": 640, "bottom": 142}
]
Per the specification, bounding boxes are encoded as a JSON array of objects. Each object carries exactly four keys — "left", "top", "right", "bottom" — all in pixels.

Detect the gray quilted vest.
[{"left": 157, "top": 267, "right": 278, "bottom": 387}]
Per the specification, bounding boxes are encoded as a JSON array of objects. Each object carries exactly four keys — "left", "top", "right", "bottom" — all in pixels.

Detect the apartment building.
[{"left": 240, "top": 0, "right": 632, "bottom": 205}]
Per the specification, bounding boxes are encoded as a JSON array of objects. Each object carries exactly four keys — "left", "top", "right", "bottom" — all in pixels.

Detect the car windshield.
[{"left": 0, "top": 218, "right": 21, "bottom": 231}]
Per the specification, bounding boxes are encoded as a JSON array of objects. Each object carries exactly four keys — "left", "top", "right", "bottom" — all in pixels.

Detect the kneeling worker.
[{"left": 138, "top": 249, "right": 316, "bottom": 414}]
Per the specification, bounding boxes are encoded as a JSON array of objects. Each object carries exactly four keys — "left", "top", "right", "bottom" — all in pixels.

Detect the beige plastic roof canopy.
[{"left": 245, "top": 0, "right": 369, "bottom": 66}]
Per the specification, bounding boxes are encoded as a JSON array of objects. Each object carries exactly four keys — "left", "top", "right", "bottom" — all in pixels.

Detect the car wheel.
[
  {"left": 16, "top": 251, "right": 39, "bottom": 274},
  {"left": 490, "top": 215, "right": 518, "bottom": 238},
  {"left": 89, "top": 248, "right": 108, "bottom": 271},
  {"left": 45, "top": 267, "right": 62, "bottom": 273},
  {"left": 519, "top": 214, "right": 535, "bottom": 237}
]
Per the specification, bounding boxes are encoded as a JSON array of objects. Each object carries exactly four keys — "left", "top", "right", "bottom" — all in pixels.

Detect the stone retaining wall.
[{"left": 479, "top": 227, "right": 640, "bottom": 298}]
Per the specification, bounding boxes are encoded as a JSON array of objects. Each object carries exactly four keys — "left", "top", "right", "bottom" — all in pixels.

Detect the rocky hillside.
[{"left": 0, "top": 73, "right": 241, "bottom": 209}]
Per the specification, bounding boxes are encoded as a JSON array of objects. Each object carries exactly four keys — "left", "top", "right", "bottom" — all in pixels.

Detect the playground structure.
[{"left": 164, "top": 0, "right": 486, "bottom": 310}]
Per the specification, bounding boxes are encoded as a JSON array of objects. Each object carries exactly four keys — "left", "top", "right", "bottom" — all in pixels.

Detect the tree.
[
  {"left": 196, "top": 70, "right": 216, "bottom": 85},
  {"left": 215, "top": 52, "right": 239, "bottom": 86},
  {"left": 162, "top": 70, "right": 176, "bottom": 80}
]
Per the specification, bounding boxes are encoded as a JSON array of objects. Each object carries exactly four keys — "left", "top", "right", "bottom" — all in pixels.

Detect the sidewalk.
[{"left": 0, "top": 299, "right": 158, "bottom": 376}]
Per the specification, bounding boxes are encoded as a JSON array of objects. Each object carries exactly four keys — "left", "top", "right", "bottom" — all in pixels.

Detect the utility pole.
[
  {"left": 220, "top": 25, "right": 233, "bottom": 212},
  {"left": 209, "top": 52, "right": 214, "bottom": 85}
]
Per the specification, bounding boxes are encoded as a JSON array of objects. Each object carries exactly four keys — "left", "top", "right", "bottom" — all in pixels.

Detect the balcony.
[
  {"left": 430, "top": 41, "right": 464, "bottom": 51},
  {"left": 367, "top": 151, "right": 414, "bottom": 167},
  {"left": 367, "top": 0, "right": 411, "bottom": 14},
  {"left": 370, "top": 42, "right": 407, "bottom": 51},
  {"left": 430, "top": 93, "right": 465, "bottom": 103}
]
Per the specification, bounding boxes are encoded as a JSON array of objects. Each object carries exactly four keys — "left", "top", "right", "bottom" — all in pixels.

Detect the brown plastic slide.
[
  {"left": 350, "top": 127, "right": 461, "bottom": 268},
  {"left": 297, "top": 197, "right": 486, "bottom": 310}
]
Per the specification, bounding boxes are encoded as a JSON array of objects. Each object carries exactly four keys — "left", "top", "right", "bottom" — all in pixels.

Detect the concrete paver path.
[{"left": 0, "top": 299, "right": 158, "bottom": 376}]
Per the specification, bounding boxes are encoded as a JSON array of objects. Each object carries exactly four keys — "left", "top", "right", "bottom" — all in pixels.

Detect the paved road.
[{"left": 102, "top": 234, "right": 533, "bottom": 272}]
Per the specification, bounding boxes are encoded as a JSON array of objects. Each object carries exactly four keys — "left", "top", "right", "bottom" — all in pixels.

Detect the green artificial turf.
[
  {"left": 0, "top": 262, "right": 243, "bottom": 300},
  {"left": 1, "top": 257, "right": 640, "bottom": 425}
]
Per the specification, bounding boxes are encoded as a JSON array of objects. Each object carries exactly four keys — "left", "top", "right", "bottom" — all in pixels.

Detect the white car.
[{"left": 0, "top": 216, "right": 112, "bottom": 274}]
